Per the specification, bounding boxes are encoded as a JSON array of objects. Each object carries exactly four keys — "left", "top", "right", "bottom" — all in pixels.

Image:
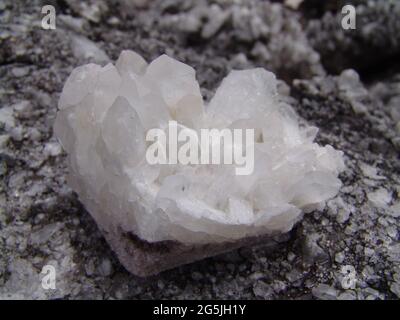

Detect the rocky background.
[{"left": 0, "top": 0, "right": 399, "bottom": 299}]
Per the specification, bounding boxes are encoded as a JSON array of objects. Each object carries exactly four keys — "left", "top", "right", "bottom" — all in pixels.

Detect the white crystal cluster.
[{"left": 54, "top": 50, "right": 344, "bottom": 244}]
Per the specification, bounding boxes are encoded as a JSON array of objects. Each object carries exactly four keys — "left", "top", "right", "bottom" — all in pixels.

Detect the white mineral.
[{"left": 54, "top": 50, "right": 345, "bottom": 244}]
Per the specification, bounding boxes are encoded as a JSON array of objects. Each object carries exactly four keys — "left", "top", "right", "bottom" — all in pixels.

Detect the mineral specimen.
[{"left": 54, "top": 50, "right": 344, "bottom": 275}]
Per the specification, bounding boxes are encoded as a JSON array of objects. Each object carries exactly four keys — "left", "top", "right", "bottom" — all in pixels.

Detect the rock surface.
[{"left": 0, "top": 0, "right": 399, "bottom": 299}]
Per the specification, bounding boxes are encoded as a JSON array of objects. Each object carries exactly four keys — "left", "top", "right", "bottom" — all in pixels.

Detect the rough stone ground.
[{"left": 0, "top": 0, "right": 399, "bottom": 299}]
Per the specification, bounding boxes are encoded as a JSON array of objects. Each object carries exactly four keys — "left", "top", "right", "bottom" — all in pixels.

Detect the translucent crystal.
[{"left": 54, "top": 50, "right": 345, "bottom": 244}]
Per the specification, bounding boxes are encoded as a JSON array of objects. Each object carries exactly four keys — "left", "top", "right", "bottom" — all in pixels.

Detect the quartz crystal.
[{"left": 54, "top": 50, "right": 344, "bottom": 246}]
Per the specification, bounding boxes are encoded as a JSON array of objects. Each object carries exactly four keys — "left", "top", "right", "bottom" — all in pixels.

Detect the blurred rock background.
[{"left": 0, "top": 0, "right": 399, "bottom": 299}]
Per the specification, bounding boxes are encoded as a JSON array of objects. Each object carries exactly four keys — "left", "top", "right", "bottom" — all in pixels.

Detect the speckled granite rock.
[
  {"left": 0, "top": 0, "right": 399, "bottom": 299},
  {"left": 306, "top": 0, "right": 400, "bottom": 74}
]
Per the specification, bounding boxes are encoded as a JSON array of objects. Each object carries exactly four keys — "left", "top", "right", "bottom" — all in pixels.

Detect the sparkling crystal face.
[{"left": 54, "top": 50, "right": 345, "bottom": 244}]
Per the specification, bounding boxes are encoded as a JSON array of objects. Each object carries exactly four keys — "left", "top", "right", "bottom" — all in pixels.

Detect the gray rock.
[
  {"left": 312, "top": 284, "right": 338, "bottom": 300},
  {"left": 29, "top": 223, "right": 63, "bottom": 246},
  {"left": 337, "top": 291, "right": 357, "bottom": 300},
  {"left": 390, "top": 282, "right": 400, "bottom": 298},
  {"left": 70, "top": 34, "right": 110, "bottom": 64},
  {"left": 0, "top": 107, "right": 15, "bottom": 130},
  {"left": 302, "top": 233, "right": 329, "bottom": 264},
  {"left": 97, "top": 258, "right": 113, "bottom": 277},
  {"left": 253, "top": 281, "right": 273, "bottom": 299}
]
